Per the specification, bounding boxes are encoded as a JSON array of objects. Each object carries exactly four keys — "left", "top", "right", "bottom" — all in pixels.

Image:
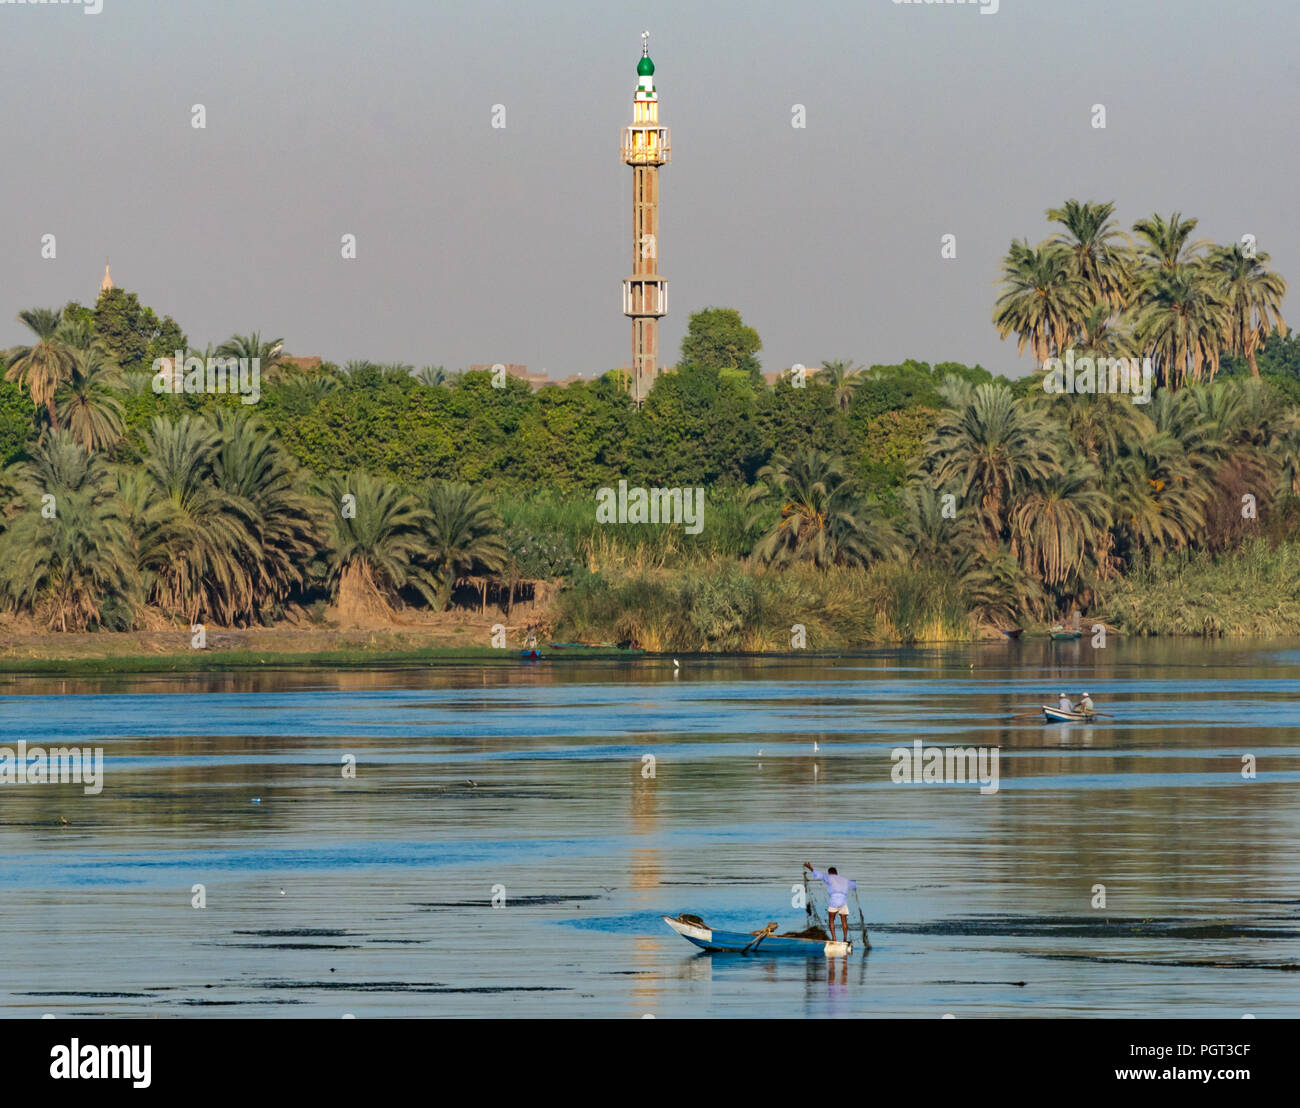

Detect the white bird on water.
[
  {"left": 673, "top": 659, "right": 680, "bottom": 668},
  {"left": 813, "top": 741, "right": 820, "bottom": 752}
]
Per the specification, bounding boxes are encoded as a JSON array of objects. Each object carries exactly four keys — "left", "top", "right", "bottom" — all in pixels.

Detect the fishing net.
[
  {"left": 780, "top": 924, "right": 830, "bottom": 939},
  {"left": 802, "top": 873, "right": 870, "bottom": 945}
]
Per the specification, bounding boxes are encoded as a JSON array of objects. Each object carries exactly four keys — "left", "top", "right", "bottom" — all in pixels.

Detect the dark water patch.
[
  {"left": 249, "top": 980, "right": 567, "bottom": 993},
  {"left": 369, "top": 939, "right": 427, "bottom": 944},
  {"left": 411, "top": 894, "right": 603, "bottom": 908},
  {"left": 233, "top": 928, "right": 357, "bottom": 937},
  {"left": 929, "top": 980, "right": 1027, "bottom": 987},
  {"left": 660, "top": 877, "right": 771, "bottom": 886},
  {"left": 1031, "top": 953, "right": 1300, "bottom": 971},
  {"left": 222, "top": 942, "right": 363, "bottom": 950},
  {"left": 20, "top": 990, "right": 151, "bottom": 998},
  {"left": 176, "top": 998, "right": 307, "bottom": 1006},
  {"left": 1232, "top": 898, "right": 1300, "bottom": 905},
  {"left": 876, "top": 915, "right": 1300, "bottom": 940}
]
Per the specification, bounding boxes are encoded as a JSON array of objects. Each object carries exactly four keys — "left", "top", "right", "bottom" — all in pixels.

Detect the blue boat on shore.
[{"left": 662, "top": 914, "right": 857, "bottom": 957}]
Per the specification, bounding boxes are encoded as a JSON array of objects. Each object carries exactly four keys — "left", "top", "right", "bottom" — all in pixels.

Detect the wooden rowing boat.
[
  {"left": 1042, "top": 704, "right": 1095, "bottom": 723},
  {"left": 662, "top": 914, "right": 854, "bottom": 957},
  {"left": 1049, "top": 626, "right": 1083, "bottom": 641}
]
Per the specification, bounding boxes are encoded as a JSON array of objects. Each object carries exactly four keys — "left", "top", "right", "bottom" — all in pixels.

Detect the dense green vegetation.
[{"left": 2, "top": 200, "right": 1299, "bottom": 645}]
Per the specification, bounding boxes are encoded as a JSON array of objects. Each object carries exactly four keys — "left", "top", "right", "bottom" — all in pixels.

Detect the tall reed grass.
[
  {"left": 1100, "top": 540, "right": 1300, "bottom": 636},
  {"left": 555, "top": 560, "right": 973, "bottom": 650}
]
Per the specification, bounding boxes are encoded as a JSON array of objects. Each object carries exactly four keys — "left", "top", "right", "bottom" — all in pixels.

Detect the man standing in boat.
[{"left": 803, "top": 861, "right": 856, "bottom": 944}]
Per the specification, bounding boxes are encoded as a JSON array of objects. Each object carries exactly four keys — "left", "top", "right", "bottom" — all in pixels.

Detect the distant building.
[
  {"left": 765, "top": 365, "right": 823, "bottom": 387},
  {"left": 279, "top": 356, "right": 323, "bottom": 373},
  {"left": 469, "top": 363, "right": 550, "bottom": 389}
]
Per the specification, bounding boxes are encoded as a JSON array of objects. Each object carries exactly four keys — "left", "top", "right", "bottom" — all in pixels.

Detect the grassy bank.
[
  {"left": 554, "top": 560, "right": 974, "bottom": 651},
  {"left": 1100, "top": 540, "right": 1300, "bottom": 637},
  {"left": 3, "top": 540, "right": 1299, "bottom": 674},
  {"left": 0, "top": 645, "right": 515, "bottom": 675}
]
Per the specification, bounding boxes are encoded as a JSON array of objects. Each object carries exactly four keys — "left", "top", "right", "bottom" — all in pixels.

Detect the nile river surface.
[{"left": 1, "top": 639, "right": 1298, "bottom": 1018}]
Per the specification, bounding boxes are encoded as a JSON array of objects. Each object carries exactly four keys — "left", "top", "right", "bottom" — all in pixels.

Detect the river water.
[{"left": 1, "top": 639, "right": 1298, "bottom": 1018}]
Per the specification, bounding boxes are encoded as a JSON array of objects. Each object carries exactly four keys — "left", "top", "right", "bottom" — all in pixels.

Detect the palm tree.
[
  {"left": 1108, "top": 435, "right": 1208, "bottom": 558},
  {"left": 925, "top": 383, "right": 1063, "bottom": 542},
  {"left": 420, "top": 481, "right": 508, "bottom": 608},
  {"left": 818, "top": 359, "right": 862, "bottom": 411},
  {"left": 1205, "top": 243, "right": 1288, "bottom": 378},
  {"left": 275, "top": 373, "right": 340, "bottom": 410},
  {"left": 1131, "top": 267, "right": 1228, "bottom": 387},
  {"left": 993, "top": 241, "right": 1089, "bottom": 364},
  {"left": 209, "top": 410, "right": 326, "bottom": 622},
  {"left": 1009, "top": 461, "right": 1113, "bottom": 588},
  {"left": 1131, "top": 212, "right": 1209, "bottom": 272},
  {"left": 1050, "top": 392, "right": 1155, "bottom": 472},
  {"left": 0, "top": 432, "right": 137, "bottom": 630},
  {"left": 57, "top": 348, "right": 125, "bottom": 452},
  {"left": 958, "top": 543, "right": 1048, "bottom": 625},
  {"left": 1074, "top": 302, "right": 1133, "bottom": 361},
  {"left": 1109, "top": 388, "right": 1212, "bottom": 557},
  {"left": 3, "top": 308, "right": 76, "bottom": 426},
  {"left": 314, "top": 471, "right": 436, "bottom": 618},
  {"left": 135, "top": 415, "right": 259, "bottom": 624},
  {"left": 898, "top": 482, "right": 981, "bottom": 568},
  {"left": 377, "top": 362, "right": 416, "bottom": 382},
  {"left": 415, "top": 365, "right": 451, "bottom": 387},
  {"left": 747, "top": 449, "right": 899, "bottom": 567},
  {"left": 216, "top": 332, "right": 286, "bottom": 377},
  {"left": 1047, "top": 199, "right": 1133, "bottom": 308},
  {"left": 55, "top": 313, "right": 99, "bottom": 353}
]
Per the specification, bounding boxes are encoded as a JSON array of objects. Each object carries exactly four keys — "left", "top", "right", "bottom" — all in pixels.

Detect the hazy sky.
[{"left": 2, "top": 0, "right": 1296, "bottom": 380}]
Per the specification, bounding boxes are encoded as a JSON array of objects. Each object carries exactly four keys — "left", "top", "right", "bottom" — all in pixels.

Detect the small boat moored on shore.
[
  {"left": 1049, "top": 625, "right": 1083, "bottom": 641},
  {"left": 662, "top": 914, "right": 855, "bottom": 957}
]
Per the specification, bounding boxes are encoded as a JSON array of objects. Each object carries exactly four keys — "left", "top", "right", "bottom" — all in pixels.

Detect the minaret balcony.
[
  {"left": 623, "top": 277, "right": 668, "bottom": 318},
  {"left": 621, "top": 125, "right": 670, "bottom": 165}
]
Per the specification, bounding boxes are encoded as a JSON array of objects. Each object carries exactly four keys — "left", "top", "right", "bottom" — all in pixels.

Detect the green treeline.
[{"left": 2, "top": 201, "right": 1300, "bottom": 646}]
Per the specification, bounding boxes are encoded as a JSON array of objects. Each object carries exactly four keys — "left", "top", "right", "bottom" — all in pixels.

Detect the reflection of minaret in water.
[
  {"left": 621, "top": 31, "right": 670, "bottom": 406},
  {"left": 629, "top": 746, "right": 666, "bottom": 1007}
]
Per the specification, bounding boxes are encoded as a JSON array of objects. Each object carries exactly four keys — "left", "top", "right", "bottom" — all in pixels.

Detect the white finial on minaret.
[{"left": 642, "top": 31, "right": 650, "bottom": 56}]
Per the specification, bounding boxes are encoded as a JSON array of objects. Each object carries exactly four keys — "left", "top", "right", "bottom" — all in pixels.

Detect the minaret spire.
[{"left": 621, "top": 34, "right": 670, "bottom": 405}]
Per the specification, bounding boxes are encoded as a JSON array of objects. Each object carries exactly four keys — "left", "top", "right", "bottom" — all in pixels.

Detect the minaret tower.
[{"left": 621, "top": 31, "right": 670, "bottom": 405}]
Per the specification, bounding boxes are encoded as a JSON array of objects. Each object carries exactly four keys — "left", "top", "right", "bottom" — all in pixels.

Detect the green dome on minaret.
[{"left": 638, "top": 55, "right": 655, "bottom": 77}]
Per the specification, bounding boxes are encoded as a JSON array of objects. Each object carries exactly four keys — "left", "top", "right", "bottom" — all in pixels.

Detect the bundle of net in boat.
[{"left": 779, "top": 924, "right": 830, "bottom": 939}]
